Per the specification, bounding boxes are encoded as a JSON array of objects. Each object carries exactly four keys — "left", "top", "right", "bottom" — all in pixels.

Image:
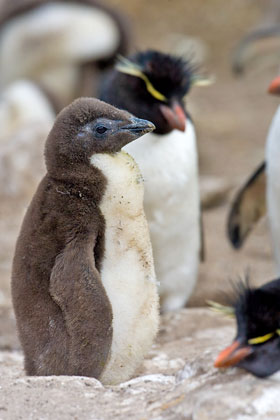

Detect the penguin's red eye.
[{"left": 96, "top": 126, "right": 107, "bottom": 134}]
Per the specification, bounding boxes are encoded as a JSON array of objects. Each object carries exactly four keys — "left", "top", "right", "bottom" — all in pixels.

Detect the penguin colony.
[{"left": 4, "top": 0, "right": 280, "bottom": 383}]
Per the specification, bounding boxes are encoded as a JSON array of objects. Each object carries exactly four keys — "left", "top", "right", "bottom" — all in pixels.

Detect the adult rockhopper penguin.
[
  {"left": 227, "top": 74, "right": 280, "bottom": 275},
  {"left": 100, "top": 50, "right": 205, "bottom": 312},
  {"left": 11, "top": 97, "right": 159, "bottom": 385},
  {"left": 214, "top": 278, "right": 280, "bottom": 378}
]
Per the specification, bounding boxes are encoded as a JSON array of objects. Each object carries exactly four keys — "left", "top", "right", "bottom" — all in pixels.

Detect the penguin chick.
[
  {"left": 11, "top": 97, "right": 159, "bottom": 385},
  {"left": 0, "top": 0, "right": 130, "bottom": 108},
  {"left": 100, "top": 50, "right": 204, "bottom": 312},
  {"left": 214, "top": 278, "right": 280, "bottom": 378}
]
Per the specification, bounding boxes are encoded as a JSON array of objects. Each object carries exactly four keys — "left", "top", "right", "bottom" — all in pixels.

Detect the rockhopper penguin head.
[
  {"left": 99, "top": 50, "right": 203, "bottom": 135},
  {"left": 213, "top": 278, "right": 280, "bottom": 378},
  {"left": 44, "top": 97, "right": 155, "bottom": 177}
]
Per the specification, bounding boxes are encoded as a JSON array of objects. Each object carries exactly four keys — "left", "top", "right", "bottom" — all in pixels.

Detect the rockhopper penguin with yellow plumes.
[
  {"left": 213, "top": 278, "right": 280, "bottom": 378},
  {"left": 100, "top": 50, "right": 206, "bottom": 312},
  {"left": 11, "top": 97, "right": 159, "bottom": 385}
]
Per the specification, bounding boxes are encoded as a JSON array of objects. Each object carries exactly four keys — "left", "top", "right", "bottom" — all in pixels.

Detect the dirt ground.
[{"left": 1, "top": 0, "right": 280, "bottom": 417}]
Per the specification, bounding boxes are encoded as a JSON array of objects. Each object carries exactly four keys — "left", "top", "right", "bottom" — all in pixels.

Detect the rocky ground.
[
  {"left": 2, "top": 310, "right": 280, "bottom": 420},
  {"left": 1, "top": 0, "right": 280, "bottom": 418},
  {"left": 2, "top": 309, "right": 280, "bottom": 420}
]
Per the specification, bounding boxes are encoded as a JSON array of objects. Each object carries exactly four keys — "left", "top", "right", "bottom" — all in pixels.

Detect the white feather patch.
[
  {"left": 90, "top": 151, "right": 159, "bottom": 385},
  {"left": 266, "top": 106, "right": 280, "bottom": 274}
]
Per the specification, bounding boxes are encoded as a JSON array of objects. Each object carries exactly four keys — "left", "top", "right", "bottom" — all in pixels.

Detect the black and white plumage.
[
  {"left": 214, "top": 278, "right": 280, "bottom": 378},
  {"left": 227, "top": 75, "right": 280, "bottom": 275},
  {"left": 100, "top": 50, "right": 206, "bottom": 312}
]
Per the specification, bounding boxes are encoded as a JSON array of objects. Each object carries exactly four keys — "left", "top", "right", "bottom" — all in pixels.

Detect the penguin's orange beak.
[
  {"left": 159, "top": 101, "right": 186, "bottom": 132},
  {"left": 268, "top": 76, "right": 280, "bottom": 96},
  {"left": 214, "top": 340, "right": 253, "bottom": 368}
]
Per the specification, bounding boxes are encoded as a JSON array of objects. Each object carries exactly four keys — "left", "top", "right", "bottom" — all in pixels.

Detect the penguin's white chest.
[
  {"left": 90, "top": 151, "right": 159, "bottom": 385},
  {"left": 266, "top": 106, "right": 280, "bottom": 273},
  {"left": 124, "top": 122, "right": 200, "bottom": 312}
]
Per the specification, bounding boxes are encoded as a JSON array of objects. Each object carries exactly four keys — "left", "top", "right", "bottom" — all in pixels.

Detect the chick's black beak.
[
  {"left": 214, "top": 340, "right": 253, "bottom": 368},
  {"left": 159, "top": 100, "right": 186, "bottom": 132},
  {"left": 121, "top": 117, "right": 155, "bottom": 136}
]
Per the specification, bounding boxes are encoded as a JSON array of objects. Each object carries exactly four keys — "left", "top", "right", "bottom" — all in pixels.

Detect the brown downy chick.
[{"left": 11, "top": 97, "right": 159, "bottom": 385}]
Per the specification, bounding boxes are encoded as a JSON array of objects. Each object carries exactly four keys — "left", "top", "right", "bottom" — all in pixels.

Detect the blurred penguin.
[
  {"left": 213, "top": 277, "right": 280, "bottom": 378},
  {"left": 228, "top": 74, "right": 280, "bottom": 274},
  {"left": 0, "top": 0, "right": 130, "bottom": 109},
  {"left": 232, "top": 0, "right": 280, "bottom": 75},
  {"left": 0, "top": 79, "right": 55, "bottom": 197},
  {"left": 0, "top": 79, "right": 55, "bottom": 272}
]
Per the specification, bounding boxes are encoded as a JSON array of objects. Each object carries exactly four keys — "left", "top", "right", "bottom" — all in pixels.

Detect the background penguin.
[
  {"left": 232, "top": 0, "right": 280, "bottom": 75},
  {"left": 0, "top": 79, "right": 55, "bottom": 197},
  {"left": 213, "top": 277, "right": 280, "bottom": 378},
  {"left": 0, "top": 79, "right": 55, "bottom": 288},
  {"left": 100, "top": 50, "right": 208, "bottom": 312},
  {"left": 228, "top": 74, "right": 280, "bottom": 274},
  {"left": 0, "top": 0, "right": 130, "bottom": 109},
  {"left": 11, "top": 97, "right": 159, "bottom": 385},
  {"left": 266, "top": 75, "right": 280, "bottom": 274}
]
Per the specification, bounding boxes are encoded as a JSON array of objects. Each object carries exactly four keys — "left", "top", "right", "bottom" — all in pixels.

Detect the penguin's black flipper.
[
  {"left": 227, "top": 162, "right": 266, "bottom": 249},
  {"left": 49, "top": 236, "right": 113, "bottom": 378}
]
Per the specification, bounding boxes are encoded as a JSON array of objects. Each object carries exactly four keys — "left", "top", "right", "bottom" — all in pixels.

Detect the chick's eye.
[{"left": 96, "top": 126, "right": 107, "bottom": 134}]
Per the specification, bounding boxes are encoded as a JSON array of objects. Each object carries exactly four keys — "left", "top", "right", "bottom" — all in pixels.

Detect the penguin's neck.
[
  {"left": 47, "top": 162, "right": 107, "bottom": 204},
  {"left": 90, "top": 151, "right": 144, "bottom": 213},
  {"left": 124, "top": 120, "right": 197, "bottom": 176}
]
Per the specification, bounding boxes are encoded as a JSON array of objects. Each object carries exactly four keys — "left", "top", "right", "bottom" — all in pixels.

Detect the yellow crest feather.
[
  {"left": 206, "top": 300, "right": 235, "bottom": 318},
  {"left": 116, "top": 56, "right": 167, "bottom": 102},
  {"left": 191, "top": 74, "right": 215, "bottom": 87},
  {"left": 248, "top": 332, "right": 274, "bottom": 345}
]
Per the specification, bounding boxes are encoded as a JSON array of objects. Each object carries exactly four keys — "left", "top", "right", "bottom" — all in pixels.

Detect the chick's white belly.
[
  {"left": 124, "top": 122, "right": 200, "bottom": 311},
  {"left": 266, "top": 106, "right": 280, "bottom": 274},
  {"left": 90, "top": 152, "right": 159, "bottom": 385}
]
